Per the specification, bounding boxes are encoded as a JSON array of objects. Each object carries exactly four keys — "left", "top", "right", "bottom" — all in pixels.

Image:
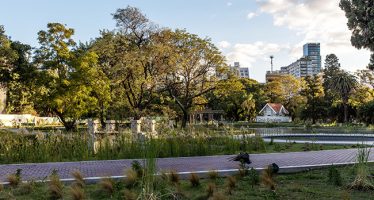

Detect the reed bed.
[{"left": 0, "top": 130, "right": 266, "bottom": 164}]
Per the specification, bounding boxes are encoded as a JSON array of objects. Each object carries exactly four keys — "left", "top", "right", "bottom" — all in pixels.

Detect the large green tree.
[
  {"left": 329, "top": 70, "right": 358, "bottom": 123},
  {"left": 300, "top": 75, "right": 326, "bottom": 124},
  {"left": 34, "top": 23, "right": 108, "bottom": 131},
  {"left": 163, "top": 29, "right": 226, "bottom": 127},
  {"left": 265, "top": 75, "right": 305, "bottom": 119},
  {"left": 340, "top": 0, "right": 374, "bottom": 70},
  {"left": 100, "top": 6, "right": 168, "bottom": 120}
]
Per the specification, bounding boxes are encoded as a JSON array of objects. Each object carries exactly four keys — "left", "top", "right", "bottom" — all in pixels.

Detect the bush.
[
  {"left": 208, "top": 170, "right": 219, "bottom": 180},
  {"left": 249, "top": 168, "right": 259, "bottom": 188},
  {"left": 169, "top": 170, "right": 180, "bottom": 185},
  {"left": 99, "top": 178, "right": 115, "bottom": 196},
  {"left": 70, "top": 185, "right": 85, "bottom": 200},
  {"left": 328, "top": 165, "right": 342, "bottom": 186},
  {"left": 226, "top": 176, "right": 236, "bottom": 195},
  {"left": 189, "top": 173, "right": 200, "bottom": 187},
  {"left": 48, "top": 174, "right": 64, "bottom": 200}
]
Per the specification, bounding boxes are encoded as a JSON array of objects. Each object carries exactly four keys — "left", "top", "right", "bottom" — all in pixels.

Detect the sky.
[{"left": 0, "top": 0, "right": 371, "bottom": 82}]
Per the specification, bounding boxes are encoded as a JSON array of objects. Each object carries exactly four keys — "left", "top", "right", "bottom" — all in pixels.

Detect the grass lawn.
[{"left": 2, "top": 164, "right": 374, "bottom": 200}]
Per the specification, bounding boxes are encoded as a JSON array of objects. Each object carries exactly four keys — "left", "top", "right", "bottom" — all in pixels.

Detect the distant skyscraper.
[
  {"left": 303, "top": 43, "right": 321, "bottom": 74},
  {"left": 273, "top": 43, "right": 322, "bottom": 79},
  {"left": 230, "top": 62, "right": 250, "bottom": 78}
]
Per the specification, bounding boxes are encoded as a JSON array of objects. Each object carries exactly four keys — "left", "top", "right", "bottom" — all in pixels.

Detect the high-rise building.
[
  {"left": 230, "top": 62, "right": 250, "bottom": 78},
  {"left": 275, "top": 43, "right": 322, "bottom": 78},
  {"left": 303, "top": 43, "right": 321, "bottom": 74}
]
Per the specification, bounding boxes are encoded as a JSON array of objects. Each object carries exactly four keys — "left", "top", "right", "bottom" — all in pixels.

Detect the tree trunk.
[
  {"left": 181, "top": 110, "right": 189, "bottom": 128},
  {"left": 343, "top": 103, "right": 348, "bottom": 123}
]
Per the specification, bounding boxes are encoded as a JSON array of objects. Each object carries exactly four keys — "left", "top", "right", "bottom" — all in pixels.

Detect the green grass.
[{"left": 2, "top": 165, "right": 374, "bottom": 200}]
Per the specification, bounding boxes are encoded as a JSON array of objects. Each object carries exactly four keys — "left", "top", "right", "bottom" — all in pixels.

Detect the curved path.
[{"left": 0, "top": 148, "right": 372, "bottom": 183}]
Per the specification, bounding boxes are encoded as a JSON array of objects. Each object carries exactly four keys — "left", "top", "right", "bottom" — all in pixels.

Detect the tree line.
[{"left": 0, "top": 5, "right": 373, "bottom": 131}]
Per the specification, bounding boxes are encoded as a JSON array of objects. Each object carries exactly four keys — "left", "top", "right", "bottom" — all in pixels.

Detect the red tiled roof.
[{"left": 268, "top": 103, "right": 283, "bottom": 113}]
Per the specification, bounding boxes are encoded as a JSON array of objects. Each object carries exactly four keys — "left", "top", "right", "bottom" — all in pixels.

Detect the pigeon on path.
[{"left": 229, "top": 152, "right": 252, "bottom": 164}]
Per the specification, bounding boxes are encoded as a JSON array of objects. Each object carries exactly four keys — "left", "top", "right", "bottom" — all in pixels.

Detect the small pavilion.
[{"left": 190, "top": 108, "right": 225, "bottom": 124}]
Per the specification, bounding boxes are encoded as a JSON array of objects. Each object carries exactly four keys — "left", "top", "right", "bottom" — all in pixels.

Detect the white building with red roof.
[{"left": 256, "top": 103, "right": 292, "bottom": 123}]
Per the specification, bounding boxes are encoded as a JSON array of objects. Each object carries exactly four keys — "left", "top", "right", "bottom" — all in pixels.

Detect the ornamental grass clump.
[
  {"left": 226, "top": 176, "right": 237, "bottom": 195},
  {"left": 206, "top": 183, "right": 216, "bottom": 198},
  {"left": 125, "top": 168, "right": 138, "bottom": 188},
  {"left": 7, "top": 169, "right": 22, "bottom": 188},
  {"left": 71, "top": 170, "right": 85, "bottom": 188},
  {"left": 189, "top": 173, "right": 200, "bottom": 187},
  {"left": 249, "top": 167, "right": 260, "bottom": 188},
  {"left": 48, "top": 173, "right": 64, "bottom": 200},
  {"left": 123, "top": 189, "right": 137, "bottom": 200},
  {"left": 99, "top": 178, "right": 115, "bottom": 197},
  {"left": 169, "top": 170, "right": 180, "bottom": 185},
  {"left": 208, "top": 170, "right": 219, "bottom": 181},
  {"left": 70, "top": 185, "right": 85, "bottom": 200},
  {"left": 349, "top": 147, "right": 374, "bottom": 190},
  {"left": 260, "top": 166, "right": 276, "bottom": 192},
  {"left": 328, "top": 165, "right": 342, "bottom": 186}
]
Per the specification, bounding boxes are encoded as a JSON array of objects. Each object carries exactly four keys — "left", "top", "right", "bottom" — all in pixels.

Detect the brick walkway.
[{"left": 0, "top": 148, "right": 371, "bottom": 182}]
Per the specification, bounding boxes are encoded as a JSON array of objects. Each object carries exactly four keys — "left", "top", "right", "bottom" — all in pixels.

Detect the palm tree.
[{"left": 329, "top": 71, "right": 358, "bottom": 123}]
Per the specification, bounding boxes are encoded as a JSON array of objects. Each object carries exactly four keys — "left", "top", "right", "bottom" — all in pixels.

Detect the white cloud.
[
  {"left": 227, "top": 2, "right": 232, "bottom": 6},
  {"left": 247, "top": 12, "right": 257, "bottom": 20},
  {"left": 217, "top": 40, "right": 231, "bottom": 49},
  {"left": 258, "top": 0, "right": 371, "bottom": 71},
  {"left": 224, "top": 41, "right": 289, "bottom": 68}
]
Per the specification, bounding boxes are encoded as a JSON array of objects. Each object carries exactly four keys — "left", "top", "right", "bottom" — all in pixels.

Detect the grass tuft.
[
  {"left": 70, "top": 185, "right": 85, "bottom": 200},
  {"left": 208, "top": 170, "right": 219, "bottom": 180},
  {"left": 169, "top": 170, "right": 180, "bottom": 185},
  {"left": 48, "top": 174, "right": 64, "bottom": 200},
  {"left": 206, "top": 182, "right": 216, "bottom": 198},
  {"left": 125, "top": 168, "right": 138, "bottom": 188},
  {"left": 123, "top": 189, "right": 137, "bottom": 200},
  {"left": 189, "top": 173, "right": 200, "bottom": 187},
  {"left": 72, "top": 170, "right": 85, "bottom": 188},
  {"left": 99, "top": 178, "right": 115, "bottom": 196},
  {"left": 260, "top": 166, "right": 276, "bottom": 191},
  {"left": 226, "top": 176, "right": 236, "bottom": 195}
]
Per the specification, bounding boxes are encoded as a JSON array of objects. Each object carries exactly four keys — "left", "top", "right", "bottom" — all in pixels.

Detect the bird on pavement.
[{"left": 229, "top": 152, "right": 252, "bottom": 164}]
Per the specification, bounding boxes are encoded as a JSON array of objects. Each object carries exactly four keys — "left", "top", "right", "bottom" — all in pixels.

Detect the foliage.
[
  {"left": 189, "top": 173, "right": 200, "bottom": 187},
  {"left": 329, "top": 70, "right": 358, "bottom": 123},
  {"left": 327, "top": 165, "right": 342, "bottom": 186},
  {"left": 349, "top": 147, "right": 374, "bottom": 190},
  {"left": 265, "top": 74, "right": 305, "bottom": 119},
  {"left": 340, "top": 0, "right": 374, "bottom": 70},
  {"left": 48, "top": 172, "right": 64, "bottom": 200},
  {"left": 357, "top": 100, "right": 374, "bottom": 125},
  {"left": 162, "top": 29, "right": 227, "bottom": 127},
  {"left": 249, "top": 168, "right": 260, "bottom": 188},
  {"left": 301, "top": 75, "right": 327, "bottom": 123},
  {"left": 33, "top": 23, "right": 109, "bottom": 131}
]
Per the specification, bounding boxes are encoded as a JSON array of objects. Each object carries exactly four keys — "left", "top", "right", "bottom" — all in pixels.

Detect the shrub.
[
  {"left": 7, "top": 174, "right": 20, "bottom": 188},
  {"left": 189, "top": 173, "right": 200, "bottom": 187},
  {"left": 349, "top": 147, "right": 374, "bottom": 190},
  {"left": 206, "top": 183, "right": 216, "bottom": 198},
  {"left": 71, "top": 171, "right": 85, "bottom": 188},
  {"left": 48, "top": 174, "right": 64, "bottom": 200},
  {"left": 249, "top": 168, "right": 260, "bottom": 188},
  {"left": 99, "top": 178, "right": 115, "bottom": 196},
  {"left": 328, "top": 165, "right": 342, "bottom": 186},
  {"left": 70, "top": 185, "right": 85, "bottom": 200},
  {"left": 131, "top": 160, "right": 144, "bottom": 178},
  {"left": 125, "top": 169, "right": 138, "bottom": 188},
  {"left": 123, "top": 189, "right": 137, "bottom": 200},
  {"left": 274, "top": 143, "right": 281, "bottom": 152},
  {"left": 208, "top": 170, "right": 219, "bottom": 180},
  {"left": 169, "top": 170, "right": 180, "bottom": 185},
  {"left": 226, "top": 176, "right": 236, "bottom": 195},
  {"left": 260, "top": 166, "right": 276, "bottom": 191},
  {"left": 14, "top": 182, "right": 33, "bottom": 195}
]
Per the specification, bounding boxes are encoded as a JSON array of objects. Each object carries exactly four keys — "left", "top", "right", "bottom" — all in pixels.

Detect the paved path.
[{"left": 0, "top": 148, "right": 372, "bottom": 183}]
